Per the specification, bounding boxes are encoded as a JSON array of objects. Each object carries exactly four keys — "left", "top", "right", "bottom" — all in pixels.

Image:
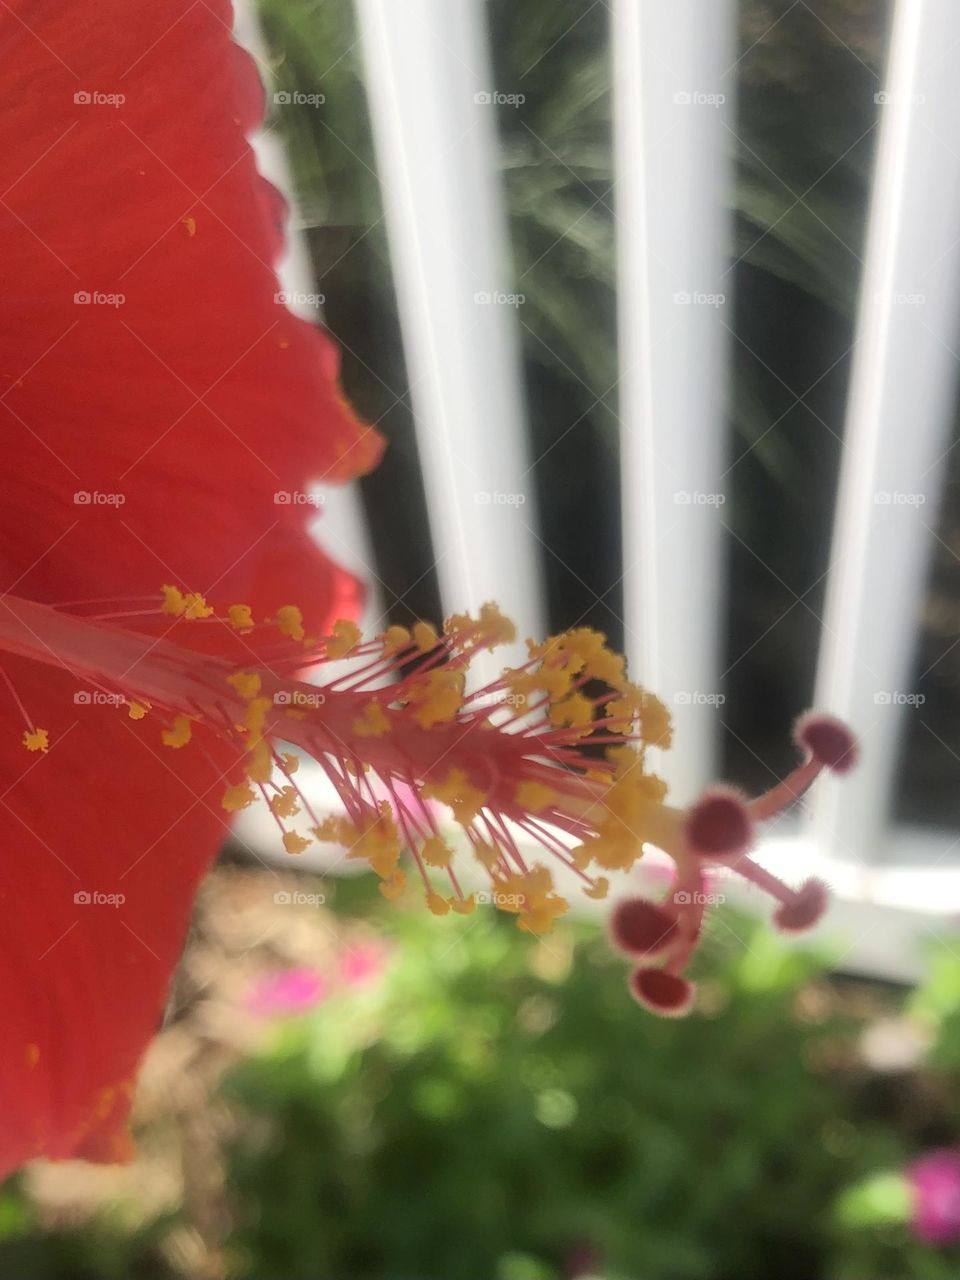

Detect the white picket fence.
[{"left": 243, "top": 0, "right": 960, "bottom": 982}]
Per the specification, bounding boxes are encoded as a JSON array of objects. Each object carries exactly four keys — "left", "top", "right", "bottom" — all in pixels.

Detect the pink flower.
[
  {"left": 338, "top": 942, "right": 388, "bottom": 988},
  {"left": 909, "top": 1149, "right": 960, "bottom": 1244},
  {"left": 246, "top": 967, "right": 331, "bottom": 1019}
]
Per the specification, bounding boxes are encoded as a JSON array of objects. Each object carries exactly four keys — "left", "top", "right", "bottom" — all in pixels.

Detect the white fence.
[{"left": 244, "top": 0, "right": 960, "bottom": 983}]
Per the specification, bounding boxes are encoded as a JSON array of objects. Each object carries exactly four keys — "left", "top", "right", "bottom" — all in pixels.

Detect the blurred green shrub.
[{"left": 223, "top": 904, "right": 889, "bottom": 1280}]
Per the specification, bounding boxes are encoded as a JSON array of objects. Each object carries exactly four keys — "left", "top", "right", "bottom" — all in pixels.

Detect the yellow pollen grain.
[
  {"left": 426, "top": 890, "right": 450, "bottom": 916},
  {"left": 448, "top": 893, "right": 476, "bottom": 915},
  {"left": 353, "top": 701, "right": 391, "bottom": 738},
  {"left": 161, "top": 716, "right": 192, "bottom": 749},
  {"left": 412, "top": 621, "right": 438, "bottom": 652},
  {"left": 244, "top": 697, "right": 272, "bottom": 738},
  {"left": 276, "top": 605, "right": 305, "bottom": 642},
  {"left": 227, "top": 604, "right": 255, "bottom": 634},
  {"left": 160, "top": 584, "right": 187, "bottom": 616},
  {"left": 269, "top": 786, "right": 300, "bottom": 819},
  {"left": 183, "top": 591, "right": 214, "bottom": 620},
  {"left": 379, "top": 868, "right": 407, "bottom": 901},
  {"left": 421, "top": 836, "right": 453, "bottom": 868},
  {"left": 282, "top": 831, "right": 310, "bottom": 855},
  {"left": 548, "top": 692, "right": 593, "bottom": 730},
  {"left": 421, "top": 768, "right": 486, "bottom": 826},
  {"left": 22, "top": 728, "right": 49, "bottom": 753},
  {"left": 584, "top": 877, "right": 610, "bottom": 900},
  {"left": 515, "top": 781, "right": 557, "bottom": 813},
  {"left": 222, "top": 782, "right": 256, "bottom": 813},
  {"left": 280, "top": 752, "right": 300, "bottom": 775},
  {"left": 246, "top": 739, "right": 273, "bottom": 784},
  {"left": 26, "top": 1043, "right": 40, "bottom": 1068},
  {"left": 127, "top": 700, "right": 149, "bottom": 720},
  {"left": 381, "top": 624, "right": 411, "bottom": 654},
  {"left": 326, "top": 618, "right": 361, "bottom": 659},
  {"left": 227, "top": 671, "right": 261, "bottom": 700},
  {"left": 182, "top": 215, "right": 197, "bottom": 236}
]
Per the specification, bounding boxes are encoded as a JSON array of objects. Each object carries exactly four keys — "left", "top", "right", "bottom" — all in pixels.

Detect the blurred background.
[{"left": 9, "top": 0, "right": 960, "bottom": 1275}]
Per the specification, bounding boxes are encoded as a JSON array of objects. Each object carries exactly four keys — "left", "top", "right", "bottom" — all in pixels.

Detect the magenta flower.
[
  {"left": 909, "top": 1149, "right": 960, "bottom": 1244},
  {"left": 246, "top": 967, "right": 331, "bottom": 1019}
]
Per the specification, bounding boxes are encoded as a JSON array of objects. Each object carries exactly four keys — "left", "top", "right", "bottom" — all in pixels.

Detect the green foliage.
[{"left": 223, "top": 906, "right": 886, "bottom": 1280}]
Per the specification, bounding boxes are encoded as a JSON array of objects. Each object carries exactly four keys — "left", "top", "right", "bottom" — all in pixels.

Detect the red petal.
[
  {"left": 0, "top": 0, "right": 383, "bottom": 1172},
  {"left": 1, "top": 0, "right": 383, "bottom": 608}
]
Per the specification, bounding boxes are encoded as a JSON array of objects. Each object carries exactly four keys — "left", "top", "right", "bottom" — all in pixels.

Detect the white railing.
[{"left": 239, "top": 0, "right": 960, "bottom": 983}]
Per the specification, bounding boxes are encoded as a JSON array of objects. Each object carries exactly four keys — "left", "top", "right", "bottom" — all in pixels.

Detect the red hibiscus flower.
[
  {"left": 0, "top": 0, "right": 380, "bottom": 1173},
  {"left": 0, "top": 0, "right": 856, "bottom": 1180}
]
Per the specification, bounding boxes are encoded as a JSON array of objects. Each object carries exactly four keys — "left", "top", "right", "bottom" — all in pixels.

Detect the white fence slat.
[
  {"left": 613, "top": 0, "right": 737, "bottom": 802},
  {"left": 813, "top": 0, "right": 960, "bottom": 866},
  {"left": 355, "top": 0, "right": 543, "bottom": 677}
]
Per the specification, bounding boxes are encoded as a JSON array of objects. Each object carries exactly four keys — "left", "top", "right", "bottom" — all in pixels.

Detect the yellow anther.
[
  {"left": 269, "top": 786, "right": 300, "bottom": 819},
  {"left": 244, "top": 696, "right": 272, "bottom": 738},
  {"left": 477, "top": 602, "right": 516, "bottom": 649},
  {"left": 408, "top": 668, "right": 464, "bottom": 730},
  {"left": 246, "top": 739, "right": 273, "bottom": 784},
  {"left": 161, "top": 716, "right": 192, "bottom": 749},
  {"left": 182, "top": 215, "right": 197, "bottom": 236},
  {"left": 183, "top": 592, "right": 214, "bottom": 620},
  {"left": 312, "top": 816, "right": 355, "bottom": 845},
  {"left": 381, "top": 624, "right": 412, "bottom": 654},
  {"left": 276, "top": 605, "right": 305, "bottom": 642},
  {"left": 280, "top": 752, "right": 300, "bottom": 775},
  {"left": 127, "top": 701, "right": 149, "bottom": 720},
  {"left": 474, "top": 842, "right": 499, "bottom": 870},
  {"left": 379, "top": 868, "right": 407, "bottom": 901},
  {"left": 222, "top": 782, "right": 256, "bottom": 812},
  {"left": 227, "top": 604, "right": 255, "bottom": 634},
  {"left": 518, "top": 895, "right": 569, "bottom": 935},
  {"left": 22, "top": 728, "right": 49, "bottom": 753},
  {"left": 421, "top": 836, "right": 453, "bottom": 868},
  {"left": 227, "top": 671, "right": 261, "bottom": 700},
  {"left": 448, "top": 893, "right": 477, "bottom": 915},
  {"left": 160, "top": 585, "right": 187, "bottom": 617},
  {"left": 426, "top": 890, "right": 450, "bottom": 916},
  {"left": 412, "top": 621, "right": 438, "bottom": 652},
  {"left": 584, "top": 876, "right": 610, "bottom": 900},
  {"left": 515, "top": 781, "right": 557, "bottom": 813},
  {"left": 282, "top": 831, "right": 310, "bottom": 855},
  {"left": 421, "top": 768, "right": 486, "bottom": 826},
  {"left": 443, "top": 612, "right": 473, "bottom": 641},
  {"left": 326, "top": 618, "right": 361, "bottom": 659},
  {"left": 548, "top": 692, "right": 593, "bottom": 730},
  {"left": 353, "top": 701, "right": 391, "bottom": 738}
]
